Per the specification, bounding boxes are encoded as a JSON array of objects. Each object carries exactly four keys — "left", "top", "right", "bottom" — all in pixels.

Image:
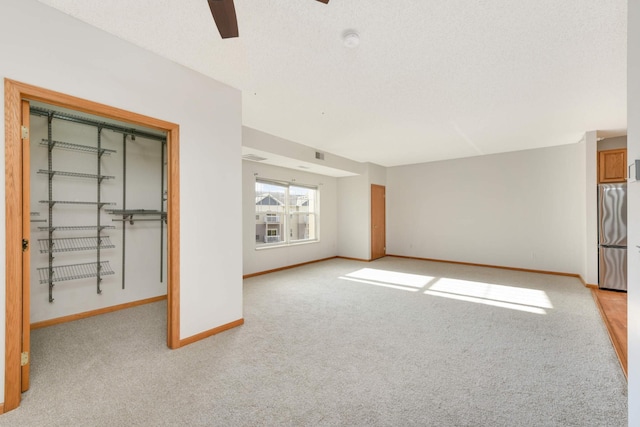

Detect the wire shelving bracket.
[{"left": 36, "top": 107, "right": 117, "bottom": 303}]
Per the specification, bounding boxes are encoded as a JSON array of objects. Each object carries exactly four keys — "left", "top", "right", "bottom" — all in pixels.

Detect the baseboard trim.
[
  {"left": 0, "top": 403, "right": 4, "bottom": 414},
  {"left": 30, "top": 295, "right": 167, "bottom": 330},
  {"left": 245, "top": 254, "right": 592, "bottom": 286},
  {"left": 387, "top": 254, "right": 585, "bottom": 282},
  {"left": 179, "top": 318, "right": 244, "bottom": 347},
  {"left": 243, "top": 256, "right": 338, "bottom": 279},
  {"left": 336, "top": 256, "right": 371, "bottom": 262},
  {"left": 575, "top": 275, "right": 599, "bottom": 289}
]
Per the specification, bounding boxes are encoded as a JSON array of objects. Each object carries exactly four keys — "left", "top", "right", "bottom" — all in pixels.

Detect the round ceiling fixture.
[{"left": 343, "top": 32, "right": 360, "bottom": 48}]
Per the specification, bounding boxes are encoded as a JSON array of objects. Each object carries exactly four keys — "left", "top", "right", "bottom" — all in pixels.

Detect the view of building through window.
[{"left": 255, "top": 180, "right": 318, "bottom": 246}]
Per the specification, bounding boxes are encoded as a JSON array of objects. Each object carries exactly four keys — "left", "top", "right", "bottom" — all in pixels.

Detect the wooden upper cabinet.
[{"left": 598, "top": 149, "right": 627, "bottom": 183}]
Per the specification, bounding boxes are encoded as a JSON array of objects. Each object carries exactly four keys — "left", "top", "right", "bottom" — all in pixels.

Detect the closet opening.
[
  {"left": 4, "top": 79, "right": 180, "bottom": 412},
  {"left": 29, "top": 100, "right": 169, "bottom": 304}
]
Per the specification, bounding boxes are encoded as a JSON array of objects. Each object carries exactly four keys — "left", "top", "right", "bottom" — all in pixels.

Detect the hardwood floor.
[{"left": 592, "top": 288, "right": 627, "bottom": 378}]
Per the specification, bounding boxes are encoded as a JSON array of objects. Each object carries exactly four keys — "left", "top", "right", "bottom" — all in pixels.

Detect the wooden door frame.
[
  {"left": 20, "top": 99, "right": 30, "bottom": 393},
  {"left": 370, "top": 184, "right": 386, "bottom": 260},
  {"left": 4, "top": 79, "right": 181, "bottom": 412}
]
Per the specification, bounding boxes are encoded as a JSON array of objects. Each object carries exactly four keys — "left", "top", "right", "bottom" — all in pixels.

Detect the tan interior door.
[
  {"left": 371, "top": 184, "right": 386, "bottom": 260},
  {"left": 21, "top": 99, "right": 31, "bottom": 392}
]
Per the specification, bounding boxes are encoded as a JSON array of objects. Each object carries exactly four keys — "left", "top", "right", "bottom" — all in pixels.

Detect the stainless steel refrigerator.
[{"left": 598, "top": 183, "right": 627, "bottom": 291}]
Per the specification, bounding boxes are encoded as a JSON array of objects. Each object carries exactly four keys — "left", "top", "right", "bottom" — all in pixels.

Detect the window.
[{"left": 255, "top": 179, "right": 318, "bottom": 247}]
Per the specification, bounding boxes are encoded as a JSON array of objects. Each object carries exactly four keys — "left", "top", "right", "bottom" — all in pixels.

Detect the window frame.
[{"left": 254, "top": 178, "right": 320, "bottom": 249}]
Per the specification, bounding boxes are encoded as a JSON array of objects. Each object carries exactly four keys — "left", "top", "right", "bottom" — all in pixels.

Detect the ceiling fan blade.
[
  {"left": 316, "top": 0, "right": 330, "bottom": 3},
  {"left": 207, "top": 0, "right": 239, "bottom": 39}
]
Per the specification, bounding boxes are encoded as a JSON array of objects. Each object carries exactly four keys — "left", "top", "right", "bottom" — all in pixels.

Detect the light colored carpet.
[{"left": 0, "top": 257, "right": 628, "bottom": 426}]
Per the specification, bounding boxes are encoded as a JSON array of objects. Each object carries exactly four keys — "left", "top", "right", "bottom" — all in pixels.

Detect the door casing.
[
  {"left": 371, "top": 184, "right": 386, "bottom": 260},
  {"left": 20, "top": 99, "right": 30, "bottom": 393},
  {"left": 3, "top": 79, "right": 181, "bottom": 412}
]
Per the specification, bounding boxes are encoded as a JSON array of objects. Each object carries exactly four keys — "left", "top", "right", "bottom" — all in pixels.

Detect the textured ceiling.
[{"left": 37, "top": 0, "right": 627, "bottom": 167}]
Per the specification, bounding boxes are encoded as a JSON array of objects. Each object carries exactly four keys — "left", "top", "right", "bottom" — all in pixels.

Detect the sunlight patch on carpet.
[
  {"left": 339, "top": 268, "right": 553, "bottom": 314},
  {"left": 339, "top": 268, "right": 434, "bottom": 291},
  {"left": 426, "top": 278, "right": 553, "bottom": 314},
  {"left": 338, "top": 276, "right": 422, "bottom": 292}
]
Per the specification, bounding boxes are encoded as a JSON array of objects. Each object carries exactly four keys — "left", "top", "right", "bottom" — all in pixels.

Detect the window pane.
[
  {"left": 256, "top": 181, "right": 286, "bottom": 244},
  {"left": 290, "top": 213, "right": 316, "bottom": 241},
  {"left": 255, "top": 181, "right": 318, "bottom": 246},
  {"left": 289, "top": 186, "right": 317, "bottom": 242}
]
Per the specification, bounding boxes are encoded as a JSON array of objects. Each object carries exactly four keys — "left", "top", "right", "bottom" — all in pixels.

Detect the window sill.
[{"left": 255, "top": 239, "right": 320, "bottom": 251}]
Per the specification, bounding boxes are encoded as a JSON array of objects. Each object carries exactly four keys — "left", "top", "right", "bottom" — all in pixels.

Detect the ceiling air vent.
[
  {"left": 315, "top": 151, "right": 325, "bottom": 160},
  {"left": 242, "top": 154, "right": 267, "bottom": 162}
]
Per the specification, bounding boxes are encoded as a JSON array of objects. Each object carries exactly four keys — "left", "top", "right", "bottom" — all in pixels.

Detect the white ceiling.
[{"left": 37, "top": 0, "right": 627, "bottom": 167}]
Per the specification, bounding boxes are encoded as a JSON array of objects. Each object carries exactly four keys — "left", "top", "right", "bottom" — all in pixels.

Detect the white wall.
[
  {"left": 368, "top": 163, "right": 387, "bottom": 187},
  {"left": 243, "top": 127, "right": 362, "bottom": 175},
  {"left": 0, "top": 0, "right": 243, "bottom": 403},
  {"left": 337, "top": 163, "right": 387, "bottom": 260},
  {"left": 387, "top": 144, "right": 586, "bottom": 274},
  {"left": 598, "top": 135, "right": 627, "bottom": 151},
  {"left": 627, "top": 0, "right": 639, "bottom": 423},
  {"left": 337, "top": 173, "right": 370, "bottom": 260},
  {"left": 243, "top": 161, "right": 338, "bottom": 275},
  {"left": 242, "top": 127, "right": 383, "bottom": 265},
  {"left": 583, "top": 131, "right": 598, "bottom": 285}
]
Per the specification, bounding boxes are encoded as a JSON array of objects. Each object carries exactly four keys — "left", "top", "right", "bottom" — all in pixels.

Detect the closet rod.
[
  {"left": 30, "top": 106, "right": 167, "bottom": 142},
  {"left": 111, "top": 218, "right": 166, "bottom": 223}
]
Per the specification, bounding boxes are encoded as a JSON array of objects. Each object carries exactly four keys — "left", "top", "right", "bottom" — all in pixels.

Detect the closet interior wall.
[{"left": 29, "top": 105, "right": 168, "bottom": 324}]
